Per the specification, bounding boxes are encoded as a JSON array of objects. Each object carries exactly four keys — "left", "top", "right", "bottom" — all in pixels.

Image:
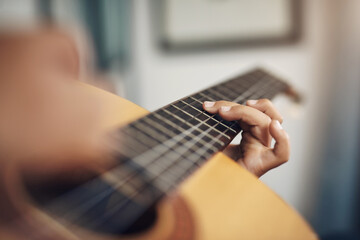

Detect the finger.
[
  {"left": 246, "top": 99, "right": 283, "bottom": 123},
  {"left": 204, "top": 101, "right": 272, "bottom": 145},
  {"left": 263, "top": 120, "right": 290, "bottom": 171},
  {"left": 203, "top": 100, "right": 238, "bottom": 114},
  {"left": 218, "top": 105, "right": 272, "bottom": 140},
  {"left": 204, "top": 101, "right": 271, "bottom": 127}
]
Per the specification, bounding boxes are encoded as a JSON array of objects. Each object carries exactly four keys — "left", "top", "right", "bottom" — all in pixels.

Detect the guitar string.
[
  {"left": 48, "top": 75, "right": 280, "bottom": 225},
  {"left": 45, "top": 77, "right": 268, "bottom": 225},
  {"left": 37, "top": 90, "right": 278, "bottom": 240},
  {"left": 117, "top": 77, "right": 272, "bottom": 169},
  {"left": 46, "top": 74, "right": 284, "bottom": 229},
  {"left": 90, "top": 77, "right": 272, "bottom": 193},
  {"left": 87, "top": 76, "right": 270, "bottom": 193},
  {"left": 106, "top": 76, "right": 254, "bottom": 158},
  {"left": 85, "top": 80, "right": 281, "bottom": 229},
  {"left": 58, "top": 79, "right": 279, "bottom": 228}
]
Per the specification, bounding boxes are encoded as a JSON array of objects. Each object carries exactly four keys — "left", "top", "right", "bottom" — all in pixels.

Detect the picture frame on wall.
[{"left": 157, "top": 0, "right": 301, "bottom": 50}]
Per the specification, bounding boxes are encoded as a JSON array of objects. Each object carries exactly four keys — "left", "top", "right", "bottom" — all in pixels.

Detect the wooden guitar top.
[{"left": 85, "top": 83, "right": 318, "bottom": 240}]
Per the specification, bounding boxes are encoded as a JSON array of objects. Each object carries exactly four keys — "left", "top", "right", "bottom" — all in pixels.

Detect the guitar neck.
[
  {"left": 41, "top": 68, "right": 289, "bottom": 234},
  {"left": 115, "top": 68, "right": 288, "bottom": 189}
]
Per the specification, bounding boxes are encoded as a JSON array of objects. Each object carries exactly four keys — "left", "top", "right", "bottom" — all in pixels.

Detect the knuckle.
[
  {"left": 278, "top": 115, "right": 284, "bottom": 123},
  {"left": 216, "top": 100, "right": 229, "bottom": 105},
  {"left": 230, "top": 104, "right": 243, "bottom": 112},
  {"left": 260, "top": 98, "right": 272, "bottom": 106},
  {"left": 265, "top": 116, "right": 272, "bottom": 125}
]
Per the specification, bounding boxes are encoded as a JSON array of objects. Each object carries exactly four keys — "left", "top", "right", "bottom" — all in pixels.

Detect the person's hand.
[{"left": 203, "top": 99, "right": 290, "bottom": 178}]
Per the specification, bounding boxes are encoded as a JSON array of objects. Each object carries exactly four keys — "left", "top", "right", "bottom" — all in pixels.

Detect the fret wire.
[
  {"left": 181, "top": 94, "right": 242, "bottom": 134},
  {"left": 137, "top": 143, "right": 204, "bottom": 179},
  {"left": 120, "top": 131, "right": 174, "bottom": 171},
  {"left": 80, "top": 113, "right": 238, "bottom": 230},
  {"left": 113, "top": 107, "right": 234, "bottom": 190},
  {"left": 122, "top": 126, "right": 162, "bottom": 150},
  {"left": 133, "top": 120, "right": 169, "bottom": 142},
  {"left": 223, "top": 81, "right": 255, "bottom": 99},
  {"left": 167, "top": 105, "right": 231, "bottom": 141},
  {"left": 191, "top": 93, "right": 208, "bottom": 102},
  {"left": 143, "top": 120, "right": 236, "bottom": 191},
  {"left": 232, "top": 78, "right": 270, "bottom": 103},
  {"left": 189, "top": 96, "right": 204, "bottom": 104},
  {"left": 212, "top": 85, "right": 240, "bottom": 101},
  {"left": 64, "top": 122, "right": 212, "bottom": 225},
  {"left": 199, "top": 92, "right": 216, "bottom": 101},
  {"left": 231, "top": 83, "right": 262, "bottom": 103},
  {"left": 206, "top": 87, "right": 232, "bottom": 101},
  {"left": 117, "top": 130, "right": 159, "bottom": 158},
  {"left": 179, "top": 100, "right": 237, "bottom": 134},
  {"left": 152, "top": 112, "right": 222, "bottom": 152},
  {"left": 111, "top": 130, "right": 149, "bottom": 157},
  {"left": 179, "top": 106, "right": 238, "bottom": 137},
  {"left": 116, "top": 114, "right": 197, "bottom": 161},
  {"left": 134, "top": 117, "right": 236, "bottom": 190},
  {"left": 133, "top": 122, "right": 206, "bottom": 167},
  {"left": 112, "top": 112, "right": 224, "bottom": 185},
  {"left": 124, "top": 73, "right": 282, "bottom": 171},
  {"left": 136, "top": 119, "right": 210, "bottom": 165},
  {"left": 202, "top": 89, "right": 225, "bottom": 101},
  {"left": 141, "top": 117, "right": 176, "bottom": 139},
  {"left": 148, "top": 114, "right": 182, "bottom": 135},
  {"left": 227, "top": 77, "right": 255, "bottom": 90},
  {"left": 224, "top": 80, "right": 281, "bottom": 130},
  {"left": 205, "top": 84, "right": 248, "bottom": 104},
  {"left": 220, "top": 78, "right": 253, "bottom": 93},
  {"left": 43, "top": 71, "right": 276, "bottom": 202},
  {"left": 87, "top": 118, "right": 238, "bottom": 229},
  {"left": 47, "top": 69, "right": 289, "bottom": 232},
  {"left": 144, "top": 115, "right": 223, "bottom": 154},
  {"left": 181, "top": 95, "right": 207, "bottom": 109},
  {"left": 128, "top": 122, "right": 192, "bottom": 156},
  {"left": 68, "top": 77, "right": 284, "bottom": 234},
  {"left": 143, "top": 117, "right": 201, "bottom": 151},
  {"left": 255, "top": 78, "right": 282, "bottom": 98},
  {"left": 233, "top": 74, "right": 266, "bottom": 88}
]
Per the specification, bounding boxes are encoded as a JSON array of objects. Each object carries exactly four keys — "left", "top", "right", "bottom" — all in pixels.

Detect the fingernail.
[
  {"left": 204, "top": 101, "right": 215, "bottom": 108},
  {"left": 247, "top": 99, "right": 258, "bottom": 105},
  {"left": 274, "top": 120, "right": 283, "bottom": 130},
  {"left": 221, "top": 106, "right": 231, "bottom": 112}
]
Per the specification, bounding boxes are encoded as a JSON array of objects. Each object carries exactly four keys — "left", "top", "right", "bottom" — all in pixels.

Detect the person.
[{"left": 0, "top": 26, "right": 290, "bottom": 239}]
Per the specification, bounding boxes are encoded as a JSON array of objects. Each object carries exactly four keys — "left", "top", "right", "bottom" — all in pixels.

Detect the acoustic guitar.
[{"left": 1, "top": 68, "right": 317, "bottom": 240}]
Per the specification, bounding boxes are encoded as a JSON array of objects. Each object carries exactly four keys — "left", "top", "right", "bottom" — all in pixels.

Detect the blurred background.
[{"left": 1, "top": 0, "right": 360, "bottom": 238}]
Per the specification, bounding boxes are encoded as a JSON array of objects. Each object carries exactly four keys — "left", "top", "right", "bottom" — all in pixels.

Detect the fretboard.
[
  {"left": 113, "top": 68, "right": 288, "bottom": 191},
  {"left": 42, "top": 68, "right": 289, "bottom": 234}
]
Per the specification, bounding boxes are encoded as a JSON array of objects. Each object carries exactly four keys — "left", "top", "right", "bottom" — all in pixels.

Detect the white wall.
[
  {"left": 0, "top": 0, "right": 37, "bottom": 25},
  {"left": 125, "top": 0, "right": 336, "bottom": 221}
]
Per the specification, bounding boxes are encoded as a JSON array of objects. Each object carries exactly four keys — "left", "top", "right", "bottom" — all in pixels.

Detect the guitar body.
[
  {"left": 1, "top": 82, "right": 317, "bottom": 240},
  {"left": 71, "top": 84, "right": 317, "bottom": 240}
]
